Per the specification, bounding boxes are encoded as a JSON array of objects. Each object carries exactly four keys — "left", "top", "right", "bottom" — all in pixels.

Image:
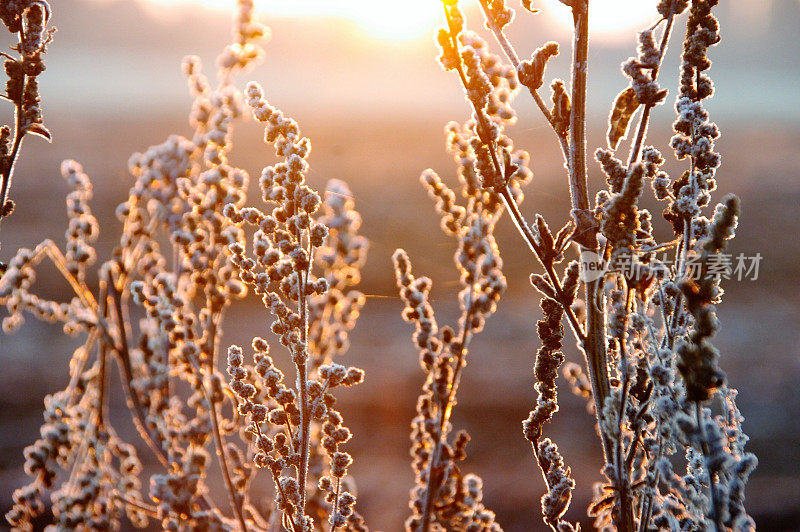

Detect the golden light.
[
  {"left": 540, "top": 0, "right": 661, "bottom": 40},
  {"left": 139, "top": 0, "right": 663, "bottom": 43},
  {"left": 144, "top": 0, "right": 443, "bottom": 42}
]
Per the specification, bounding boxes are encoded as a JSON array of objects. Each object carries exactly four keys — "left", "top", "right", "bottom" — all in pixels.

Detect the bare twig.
[
  {"left": 419, "top": 295, "right": 475, "bottom": 532},
  {"left": 477, "top": 0, "right": 571, "bottom": 164},
  {"left": 566, "top": 0, "right": 613, "bottom": 464},
  {"left": 627, "top": 9, "right": 677, "bottom": 167}
]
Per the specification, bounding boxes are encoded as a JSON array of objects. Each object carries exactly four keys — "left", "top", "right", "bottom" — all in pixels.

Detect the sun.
[
  {"left": 299, "top": 0, "right": 443, "bottom": 41},
  {"left": 540, "top": 0, "right": 661, "bottom": 40}
]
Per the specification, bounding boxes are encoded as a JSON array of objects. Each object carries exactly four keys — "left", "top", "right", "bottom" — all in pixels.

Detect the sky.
[
  {"left": 124, "top": 0, "right": 665, "bottom": 41},
  {"left": 35, "top": 0, "right": 800, "bottom": 123}
]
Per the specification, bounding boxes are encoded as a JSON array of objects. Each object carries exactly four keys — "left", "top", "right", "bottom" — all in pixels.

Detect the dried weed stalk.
[
  {"left": 399, "top": 0, "right": 756, "bottom": 530},
  {"left": 2, "top": 0, "right": 759, "bottom": 531},
  {"left": 0, "top": 0, "right": 55, "bottom": 271},
  {"left": 3, "top": 1, "right": 368, "bottom": 530}
]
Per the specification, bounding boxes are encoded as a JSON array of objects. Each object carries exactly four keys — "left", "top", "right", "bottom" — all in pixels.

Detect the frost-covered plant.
[
  {"left": 403, "top": 0, "right": 757, "bottom": 530},
  {"left": 222, "top": 82, "right": 369, "bottom": 531},
  {"left": 393, "top": 22, "right": 533, "bottom": 530},
  {"left": 0, "top": 0, "right": 55, "bottom": 271},
  {"left": 2, "top": 1, "right": 368, "bottom": 530},
  {"left": 1, "top": 0, "right": 759, "bottom": 530}
]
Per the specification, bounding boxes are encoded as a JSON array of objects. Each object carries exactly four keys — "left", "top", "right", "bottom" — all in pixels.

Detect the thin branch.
[
  {"left": 611, "top": 286, "right": 635, "bottom": 532},
  {"left": 567, "top": 1, "right": 591, "bottom": 214},
  {"left": 476, "top": 0, "right": 571, "bottom": 164},
  {"left": 695, "top": 403, "right": 724, "bottom": 532},
  {"left": 566, "top": 0, "right": 613, "bottom": 463},
  {"left": 254, "top": 423, "right": 300, "bottom": 532},
  {"left": 96, "top": 281, "right": 110, "bottom": 430},
  {"left": 106, "top": 274, "right": 171, "bottom": 469},
  {"left": 189, "top": 355, "right": 249, "bottom": 532},
  {"left": 0, "top": 105, "right": 24, "bottom": 223},
  {"left": 331, "top": 476, "right": 343, "bottom": 531},
  {"left": 113, "top": 492, "right": 160, "bottom": 518},
  {"left": 530, "top": 442, "right": 567, "bottom": 532},
  {"left": 496, "top": 184, "right": 586, "bottom": 342},
  {"left": 44, "top": 244, "right": 98, "bottom": 309},
  {"left": 65, "top": 330, "right": 98, "bottom": 406},
  {"left": 419, "top": 295, "right": 476, "bottom": 532},
  {"left": 294, "top": 230, "right": 312, "bottom": 521},
  {"left": 0, "top": 30, "right": 26, "bottom": 228},
  {"left": 615, "top": 377, "right": 634, "bottom": 528},
  {"left": 627, "top": 9, "right": 678, "bottom": 167},
  {"left": 441, "top": 2, "right": 586, "bottom": 346},
  {"left": 624, "top": 395, "right": 652, "bottom": 471}
]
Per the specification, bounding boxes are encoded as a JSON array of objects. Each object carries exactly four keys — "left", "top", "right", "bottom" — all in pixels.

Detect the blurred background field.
[{"left": 1, "top": 0, "right": 799, "bottom": 529}]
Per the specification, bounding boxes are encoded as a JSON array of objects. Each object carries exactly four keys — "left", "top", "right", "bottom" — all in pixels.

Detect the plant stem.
[
  {"left": 567, "top": 0, "right": 613, "bottom": 464},
  {"left": 106, "top": 272, "right": 171, "bottom": 468},
  {"left": 443, "top": 4, "right": 587, "bottom": 347},
  {"left": 568, "top": 1, "right": 590, "bottom": 215},
  {"left": 194, "top": 295, "right": 247, "bottom": 530},
  {"left": 615, "top": 380, "right": 635, "bottom": 531},
  {"left": 45, "top": 243, "right": 170, "bottom": 467},
  {"left": 627, "top": 8, "right": 677, "bottom": 167},
  {"left": 45, "top": 243, "right": 98, "bottom": 309},
  {"left": 419, "top": 296, "right": 475, "bottom": 532},
  {"left": 286, "top": 177, "right": 314, "bottom": 522},
  {"left": 97, "top": 282, "right": 109, "bottom": 431},
  {"left": 113, "top": 492, "right": 161, "bottom": 518},
  {"left": 66, "top": 331, "right": 97, "bottom": 406},
  {"left": 476, "top": 0, "right": 571, "bottom": 165},
  {"left": 531, "top": 442, "right": 565, "bottom": 532},
  {"left": 209, "top": 395, "right": 249, "bottom": 532},
  {"left": 189, "top": 354, "right": 248, "bottom": 532},
  {"left": 0, "top": 108, "right": 24, "bottom": 222},
  {"left": 496, "top": 185, "right": 585, "bottom": 342},
  {"left": 637, "top": 462, "right": 661, "bottom": 532},
  {"left": 0, "top": 31, "right": 25, "bottom": 229},
  {"left": 613, "top": 288, "right": 635, "bottom": 532},
  {"left": 696, "top": 403, "right": 724, "bottom": 532},
  {"left": 332, "top": 476, "right": 343, "bottom": 531},
  {"left": 296, "top": 255, "right": 311, "bottom": 521},
  {"left": 255, "top": 424, "right": 300, "bottom": 532}
]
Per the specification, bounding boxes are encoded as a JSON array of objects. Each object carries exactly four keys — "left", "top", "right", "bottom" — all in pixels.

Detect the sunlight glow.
[
  {"left": 142, "top": 0, "right": 663, "bottom": 43},
  {"left": 148, "top": 0, "right": 443, "bottom": 41},
  {"left": 541, "top": 0, "right": 661, "bottom": 40}
]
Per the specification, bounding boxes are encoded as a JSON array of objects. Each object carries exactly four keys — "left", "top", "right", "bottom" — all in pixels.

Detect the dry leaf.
[
  {"left": 25, "top": 123, "right": 52, "bottom": 142},
  {"left": 607, "top": 86, "right": 640, "bottom": 150}
]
